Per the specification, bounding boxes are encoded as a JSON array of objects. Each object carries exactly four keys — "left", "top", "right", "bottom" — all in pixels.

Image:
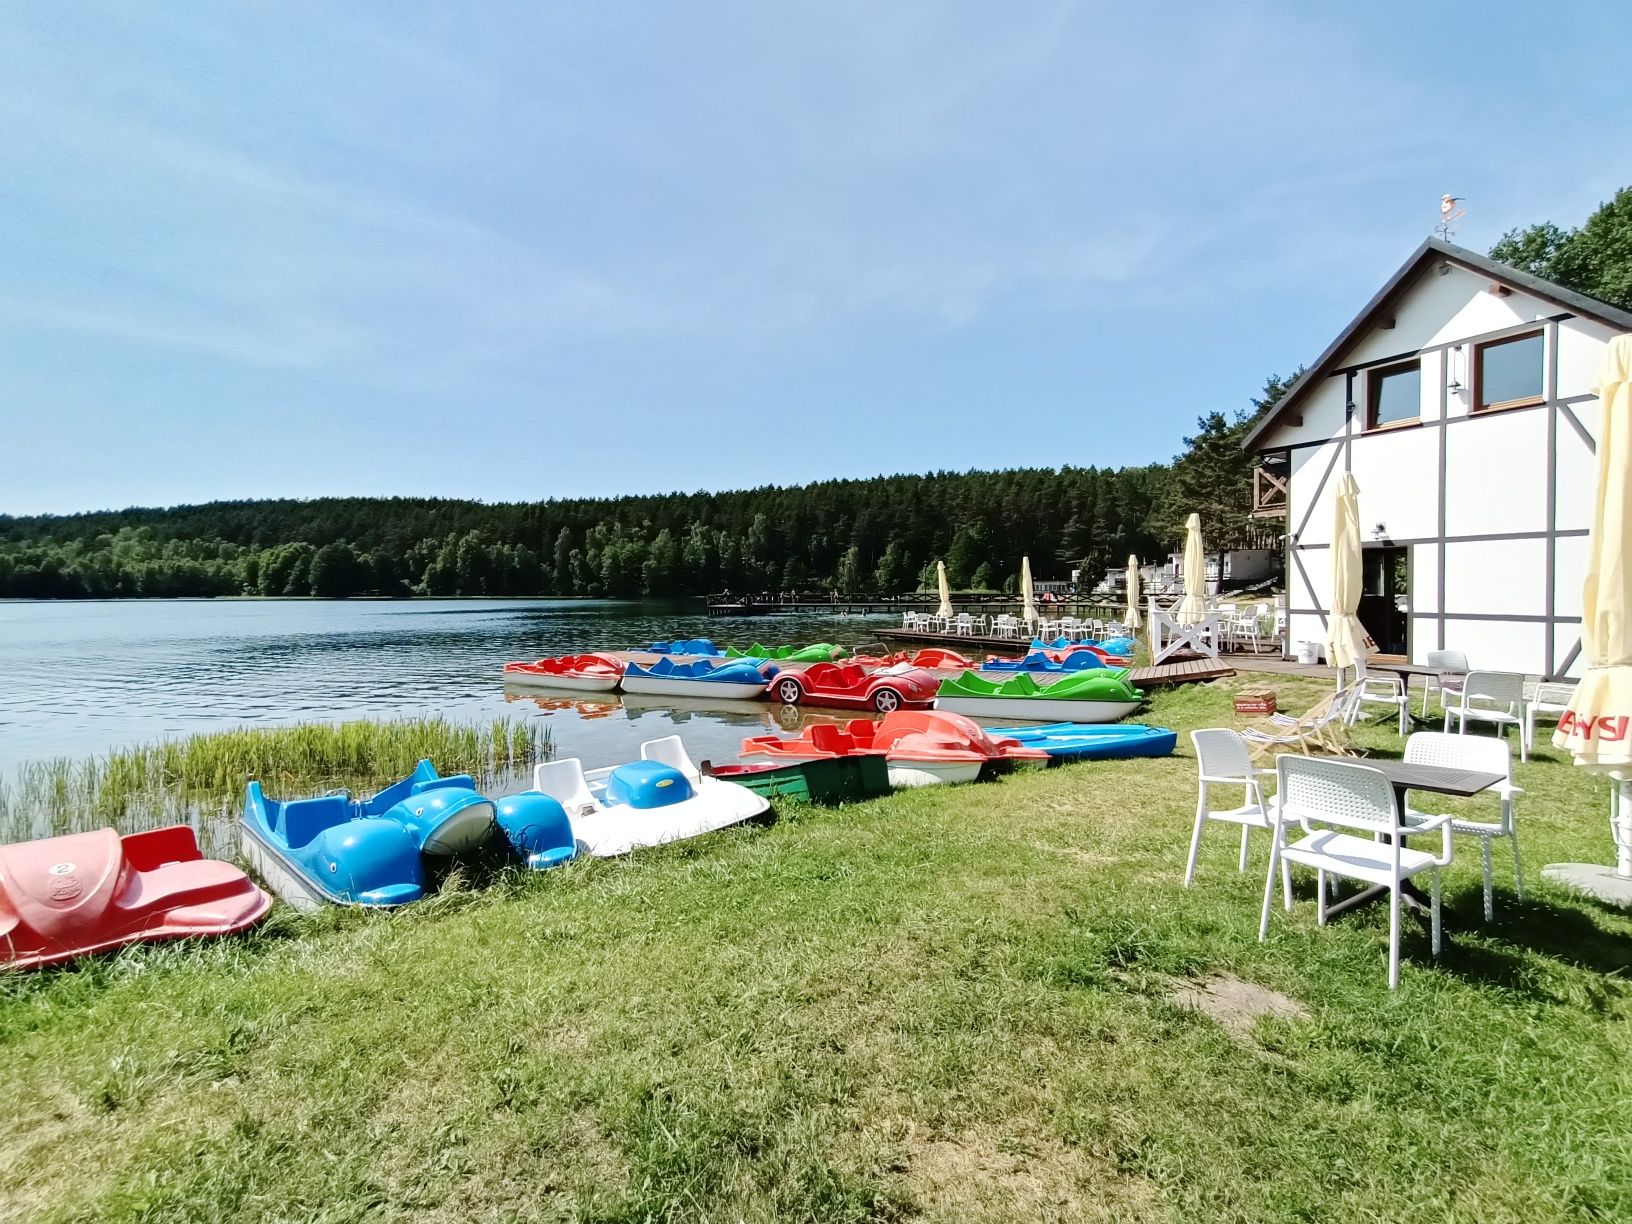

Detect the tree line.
[{"left": 5, "top": 189, "right": 1626, "bottom": 601}]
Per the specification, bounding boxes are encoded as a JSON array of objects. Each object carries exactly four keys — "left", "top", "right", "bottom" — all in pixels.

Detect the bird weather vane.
[{"left": 1436, "top": 194, "right": 1467, "bottom": 241}]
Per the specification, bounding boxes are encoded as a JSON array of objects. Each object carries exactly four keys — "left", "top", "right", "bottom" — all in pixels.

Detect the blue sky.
[{"left": 2, "top": 2, "right": 1625, "bottom": 515}]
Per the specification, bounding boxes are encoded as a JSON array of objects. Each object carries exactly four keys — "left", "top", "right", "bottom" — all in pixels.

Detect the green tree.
[
  {"left": 309, "top": 541, "right": 366, "bottom": 598},
  {"left": 1490, "top": 187, "right": 1632, "bottom": 310}
]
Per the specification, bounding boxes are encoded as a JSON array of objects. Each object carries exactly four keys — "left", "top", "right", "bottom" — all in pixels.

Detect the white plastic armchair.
[
  {"left": 1402, "top": 732, "right": 1522, "bottom": 921},
  {"left": 1348, "top": 659, "right": 1410, "bottom": 736},
  {"left": 1524, "top": 681, "right": 1576, "bottom": 752},
  {"left": 1260, "top": 755, "right": 1453, "bottom": 989},
  {"left": 1444, "top": 670, "right": 1529, "bottom": 761},
  {"left": 1420, "top": 650, "right": 1469, "bottom": 716},
  {"left": 1187, "top": 729, "right": 1289, "bottom": 905}
]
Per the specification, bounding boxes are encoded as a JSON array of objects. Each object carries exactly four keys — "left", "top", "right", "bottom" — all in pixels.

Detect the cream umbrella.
[
  {"left": 935, "top": 560, "right": 953, "bottom": 622},
  {"left": 1123, "top": 555, "right": 1141, "bottom": 629},
  {"left": 1020, "top": 556, "right": 1037, "bottom": 626},
  {"left": 1175, "top": 514, "right": 1208, "bottom": 625},
  {"left": 1326, "top": 472, "right": 1368, "bottom": 678},
  {"left": 1549, "top": 334, "right": 1632, "bottom": 898}
]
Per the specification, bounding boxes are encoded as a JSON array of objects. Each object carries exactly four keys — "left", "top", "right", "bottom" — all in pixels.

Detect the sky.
[{"left": 1, "top": 1, "right": 1626, "bottom": 516}]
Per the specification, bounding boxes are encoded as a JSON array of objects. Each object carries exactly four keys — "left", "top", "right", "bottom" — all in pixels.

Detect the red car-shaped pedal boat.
[
  {"left": 768, "top": 662, "right": 939, "bottom": 712},
  {"left": 0, "top": 825, "right": 272, "bottom": 971}
]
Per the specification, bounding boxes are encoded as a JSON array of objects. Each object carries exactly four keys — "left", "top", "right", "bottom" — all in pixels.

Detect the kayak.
[
  {"left": 933, "top": 670, "right": 1144, "bottom": 722},
  {"left": 0, "top": 826, "right": 271, "bottom": 971},
  {"left": 527, "top": 735, "right": 769, "bottom": 856},
  {"left": 502, "top": 653, "right": 625, "bottom": 692},
  {"left": 620, "top": 656, "right": 774, "bottom": 700},
  {"left": 1001, "top": 723, "right": 1178, "bottom": 761},
  {"left": 241, "top": 762, "right": 497, "bottom": 911},
  {"left": 724, "top": 642, "right": 849, "bottom": 662}
]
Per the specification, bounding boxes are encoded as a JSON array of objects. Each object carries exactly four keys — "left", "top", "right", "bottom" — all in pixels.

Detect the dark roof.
[{"left": 1241, "top": 238, "right": 1632, "bottom": 452}]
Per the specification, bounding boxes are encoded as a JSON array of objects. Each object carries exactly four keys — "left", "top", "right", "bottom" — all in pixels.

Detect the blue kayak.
[
  {"left": 642, "top": 638, "right": 722, "bottom": 656},
  {"left": 1001, "top": 723, "right": 1177, "bottom": 761},
  {"left": 983, "top": 650, "right": 1109, "bottom": 673},
  {"left": 241, "top": 761, "right": 499, "bottom": 910}
]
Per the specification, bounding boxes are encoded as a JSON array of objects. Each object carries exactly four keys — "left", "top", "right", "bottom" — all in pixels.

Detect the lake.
[{"left": 0, "top": 598, "right": 900, "bottom": 778}]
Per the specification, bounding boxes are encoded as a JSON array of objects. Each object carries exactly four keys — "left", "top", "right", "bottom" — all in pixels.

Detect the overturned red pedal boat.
[
  {"left": 740, "top": 709, "right": 1045, "bottom": 787},
  {"left": 0, "top": 826, "right": 272, "bottom": 971}
]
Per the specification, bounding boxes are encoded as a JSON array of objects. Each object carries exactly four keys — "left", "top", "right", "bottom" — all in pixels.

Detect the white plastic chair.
[
  {"left": 1260, "top": 755, "right": 1453, "bottom": 989},
  {"left": 1186, "top": 730, "right": 1290, "bottom": 906},
  {"left": 1444, "top": 670, "right": 1529, "bottom": 762},
  {"left": 640, "top": 735, "right": 701, "bottom": 782},
  {"left": 1524, "top": 681, "right": 1575, "bottom": 751},
  {"left": 1420, "top": 650, "right": 1469, "bottom": 716},
  {"left": 1402, "top": 732, "right": 1523, "bottom": 921},
  {"left": 1347, "top": 659, "right": 1410, "bottom": 736},
  {"left": 953, "top": 613, "right": 974, "bottom": 636},
  {"left": 532, "top": 758, "right": 597, "bottom": 816}
]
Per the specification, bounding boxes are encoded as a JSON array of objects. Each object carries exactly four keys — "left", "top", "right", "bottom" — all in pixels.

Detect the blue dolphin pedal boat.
[
  {"left": 642, "top": 638, "right": 722, "bottom": 656},
  {"left": 982, "top": 650, "right": 1109, "bottom": 673},
  {"left": 241, "top": 762, "right": 499, "bottom": 911},
  {"left": 1000, "top": 723, "right": 1177, "bottom": 762},
  {"left": 620, "top": 656, "right": 775, "bottom": 700}
]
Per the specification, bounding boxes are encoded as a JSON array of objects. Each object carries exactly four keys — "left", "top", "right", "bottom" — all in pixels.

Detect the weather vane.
[{"left": 1436, "top": 194, "right": 1467, "bottom": 241}]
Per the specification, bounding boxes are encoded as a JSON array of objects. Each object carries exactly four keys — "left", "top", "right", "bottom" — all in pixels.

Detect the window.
[
  {"left": 1366, "top": 361, "right": 1421, "bottom": 429},
  {"left": 1474, "top": 331, "right": 1544, "bottom": 410}
]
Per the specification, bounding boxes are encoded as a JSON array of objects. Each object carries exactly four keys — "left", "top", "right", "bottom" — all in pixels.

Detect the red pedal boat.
[
  {"left": 502, "top": 653, "right": 625, "bottom": 693},
  {"left": 767, "top": 661, "right": 939, "bottom": 712},
  {"left": 852, "top": 648, "right": 976, "bottom": 670},
  {"left": 740, "top": 710, "right": 1045, "bottom": 787},
  {"left": 0, "top": 825, "right": 272, "bottom": 971}
]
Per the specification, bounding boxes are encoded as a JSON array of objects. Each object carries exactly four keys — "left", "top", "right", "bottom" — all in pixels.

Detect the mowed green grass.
[{"left": 2, "top": 678, "right": 1630, "bottom": 1222}]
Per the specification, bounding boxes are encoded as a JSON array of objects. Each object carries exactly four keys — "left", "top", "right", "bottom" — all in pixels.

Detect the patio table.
[
  {"left": 1363, "top": 660, "right": 1466, "bottom": 712},
  {"left": 1305, "top": 756, "right": 1503, "bottom": 920}
]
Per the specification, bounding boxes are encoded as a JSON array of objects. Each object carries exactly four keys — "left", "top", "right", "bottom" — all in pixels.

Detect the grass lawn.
[{"left": 2, "top": 676, "right": 1630, "bottom": 1222}]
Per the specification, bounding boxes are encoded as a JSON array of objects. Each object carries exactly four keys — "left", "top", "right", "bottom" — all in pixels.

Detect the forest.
[{"left": 4, "top": 189, "right": 1627, "bottom": 600}]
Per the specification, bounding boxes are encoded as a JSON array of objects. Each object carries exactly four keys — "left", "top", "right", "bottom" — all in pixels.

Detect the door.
[{"left": 1359, "top": 545, "right": 1409, "bottom": 658}]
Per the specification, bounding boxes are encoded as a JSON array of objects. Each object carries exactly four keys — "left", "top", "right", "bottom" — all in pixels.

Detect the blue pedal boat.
[
  {"left": 619, "top": 656, "right": 775, "bottom": 700},
  {"left": 241, "top": 762, "right": 498, "bottom": 911},
  {"left": 982, "top": 650, "right": 1109, "bottom": 673},
  {"left": 1000, "top": 723, "right": 1177, "bottom": 762},
  {"left": 642, "top": 638, "right": 722, "bottom": 656}
]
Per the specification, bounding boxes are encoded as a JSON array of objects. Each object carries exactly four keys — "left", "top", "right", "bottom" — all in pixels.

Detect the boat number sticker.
[
  {"left": 49, "top": 862, "right": 75, "bottom": 874},
  {"left": 656, "top": 778, "right": 673, "bottom": 788}
]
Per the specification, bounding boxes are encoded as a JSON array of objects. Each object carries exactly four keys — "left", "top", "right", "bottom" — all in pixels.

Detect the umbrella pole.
[{"left": 1617, "top": 781, "right": 1632, "bottom": 879}]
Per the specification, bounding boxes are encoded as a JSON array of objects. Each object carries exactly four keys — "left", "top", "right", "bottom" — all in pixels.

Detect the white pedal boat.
[{"left": 529, "top": 736, "right": 770, "bottom": 857}]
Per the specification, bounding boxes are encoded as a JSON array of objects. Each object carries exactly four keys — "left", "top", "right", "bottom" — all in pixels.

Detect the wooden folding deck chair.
[{"left": 1238, "top": 686, "right": 1360, "bottom": 762}]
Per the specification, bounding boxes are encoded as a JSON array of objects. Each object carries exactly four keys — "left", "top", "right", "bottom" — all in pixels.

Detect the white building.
[{"left": 1244, "top": 238, "right": 1632, "bottom": 678}]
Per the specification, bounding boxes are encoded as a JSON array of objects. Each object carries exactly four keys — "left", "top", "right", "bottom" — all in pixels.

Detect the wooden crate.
[{"left": 1234, "top": 688, "right": 1277, "bottom": 717}]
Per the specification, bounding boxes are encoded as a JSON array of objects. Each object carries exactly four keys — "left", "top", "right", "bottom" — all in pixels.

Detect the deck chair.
[{"left": 1239, "top": 687, "right": 1360, "bottom": 762}]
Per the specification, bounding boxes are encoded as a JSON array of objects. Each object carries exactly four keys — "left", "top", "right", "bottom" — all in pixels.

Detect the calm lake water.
[{"left": 0, "top": 598, "right": 904, "bottom": 776}]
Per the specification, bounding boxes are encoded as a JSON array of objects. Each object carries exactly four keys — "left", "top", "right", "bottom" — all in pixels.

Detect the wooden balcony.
[{"left": 1251, "top": 455, "right": 1289, "bottom": 518}]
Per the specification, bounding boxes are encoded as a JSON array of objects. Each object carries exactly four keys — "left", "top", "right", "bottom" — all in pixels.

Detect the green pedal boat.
[
  {"left": 725, "top": 642, "right": 850, "bottom": 662},
  {"left": 934, "top": 669, "right": 1144, "bottom": 723}
]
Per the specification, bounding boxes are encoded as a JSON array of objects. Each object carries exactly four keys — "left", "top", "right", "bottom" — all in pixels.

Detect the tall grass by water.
[{"left": 0, "top": 716, "right": 552, "bottom": 851}]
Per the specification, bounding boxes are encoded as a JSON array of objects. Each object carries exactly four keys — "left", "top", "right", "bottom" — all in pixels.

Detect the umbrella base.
[{"left": 1542, "top": 863, "right": 1632, "bottom": 908}]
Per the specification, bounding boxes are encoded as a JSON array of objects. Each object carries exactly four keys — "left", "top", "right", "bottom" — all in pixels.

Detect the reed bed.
[{"left": 0, "top": 716, "right": 552, "bottom": 850}]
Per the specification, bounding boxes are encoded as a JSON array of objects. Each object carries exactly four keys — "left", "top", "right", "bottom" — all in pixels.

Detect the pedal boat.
[
  {"left": 502, "top": 653, "right": 624, "bottom": 692},
  {"left": 741, "top": 710, "right": 1043, "bottom": 787},
  {"left": 934, "top": 670, "right": 1144, "bottom": 723},
  {"left": 981, "top": 649, "right": 1113, "bottom": 673},
  {"left": 619, "top": 656, "right": 775, "bottom": 700},
  {"left": 0, "top": 825, "right": 271, "bottom": 971},
  {"left": 241, "top": 762, "right": 497, "bottom": 911},
  {"left": 527, "top": 736, "right": 769, "bottom": 856}
]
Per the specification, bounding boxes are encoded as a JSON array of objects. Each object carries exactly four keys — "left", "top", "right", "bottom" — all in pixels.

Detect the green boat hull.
[{"left": 710, "top": 755, "right": 889, "bottom": 804}]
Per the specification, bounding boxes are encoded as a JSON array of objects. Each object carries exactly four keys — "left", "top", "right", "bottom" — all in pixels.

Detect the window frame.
[
  {"left": 1471, "top": 329, "right": 1546, "bottom": 413},
  {"left": 1364, "top": 359, "right": 1423, "bottom": 432}
]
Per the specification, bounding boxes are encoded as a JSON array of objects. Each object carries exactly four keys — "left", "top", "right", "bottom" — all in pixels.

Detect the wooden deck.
[
  {"left": 874, "top": 628, "right": 1037, "bottom": 656},
  {"left": 1127, "top": 657, "right": 1236, "bottom": 687}
]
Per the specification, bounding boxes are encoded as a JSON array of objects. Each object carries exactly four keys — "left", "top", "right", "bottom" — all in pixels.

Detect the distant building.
[{"left": 1244, "top": 238, "right": 1632, "bottom": 675}]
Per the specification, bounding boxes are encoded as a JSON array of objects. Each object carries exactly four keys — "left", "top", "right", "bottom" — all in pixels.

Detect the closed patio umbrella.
[
  {"left": 935, "top": 561, "right": 953, "bottom": 621},
  {"left": 1123, "top": 555, "right": 1141, "bottom": 629},
  {"left": 1175, "top": 514, "right": 1207, "bottom": 625},
  {"left": 1549, "top": 334, "right": 1632, "bottom": 901},
  {"left": 1327, "top": 472, "right": 1368, "bottom": 677},
  {"left": 1020, "top": 556, "right": 1037, "bottom": 625}
]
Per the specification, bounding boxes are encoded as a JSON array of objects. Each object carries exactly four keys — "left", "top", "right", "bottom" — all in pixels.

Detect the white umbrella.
[
  {"left": 1175, "top": 514, "right": 1208, "bottom": 624},
  {"left": 1327, "top": 472, "right": 1368, "bottom": 678},
  {"left": 1020, "top": 556, "right": 1037, "bottom": 625},
  {"left": 1549, "top": 334, "right": 1632, "bottom": 902},
  {"left": 935, "top": 560, "right": 953, "bottom": 621},
  {"left": 1123, "top": 554, "right": 1141, "bottom": 629}
]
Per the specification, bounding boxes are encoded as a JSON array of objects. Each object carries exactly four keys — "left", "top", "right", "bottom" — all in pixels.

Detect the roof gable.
[{"left": 1242, "top": 238, "right": 1632, "bottom": 451}]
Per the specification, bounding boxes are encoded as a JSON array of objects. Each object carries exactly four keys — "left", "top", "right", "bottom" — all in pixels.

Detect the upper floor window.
[
  {"left": 1366, "top": 360, "right": 1420, "bottom": 429},
  {"left": 1473, "top": 330, "right": 1544, "bottom": 411}
]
